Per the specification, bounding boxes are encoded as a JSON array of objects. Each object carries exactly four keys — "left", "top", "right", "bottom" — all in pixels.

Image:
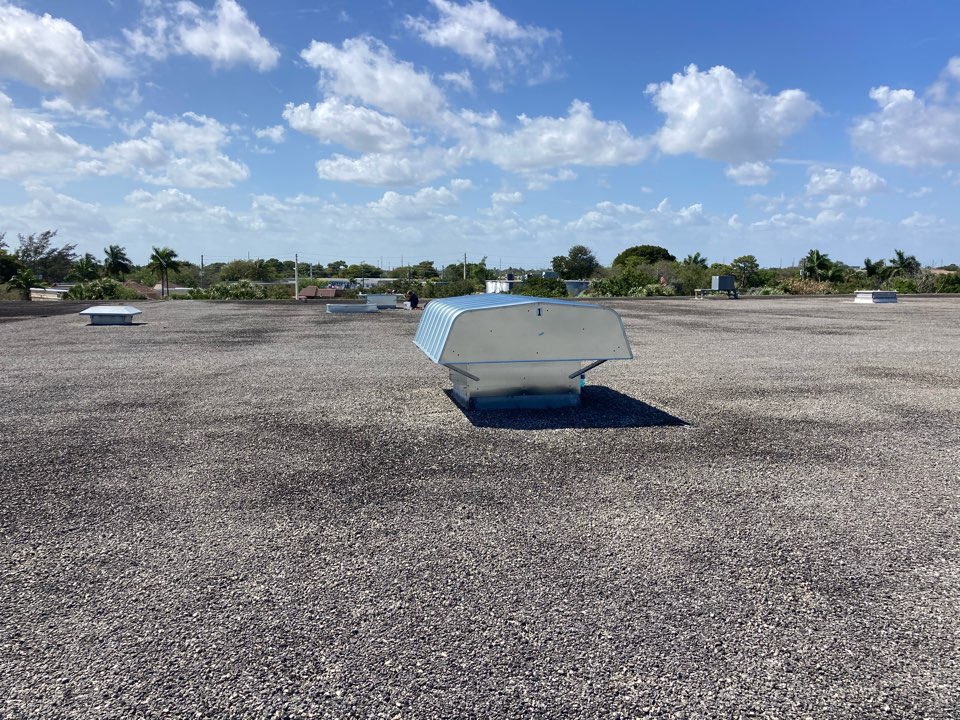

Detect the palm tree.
[
  {"left": 863, "top": 257, "right": 886, "bottom": 288},
  {"left": 147, "top": 246, "right": 181, "bottom": 297},
  {"left": 69, "top": 253, "right": 101, "bottom": 282},
  {"left": 682, "top": 252, "right": 708, "bottom": 268},
  {"left": 801, "top": 248, "right": 833, "bottom": 281},
  {"left": 888, "top": 249, "right": 920, "bottom": 278},
  {"left": 6, "top": 268, "right": 45, "bottom": 301},
  {"left": 826, "top": 264, "right": 848, "bottom": 283},
  {"left": 104, "top": 244, "right": 132, "bottom": 279},
  {"left": 863, "top": 258, "right": 886, "bottom": 278}
]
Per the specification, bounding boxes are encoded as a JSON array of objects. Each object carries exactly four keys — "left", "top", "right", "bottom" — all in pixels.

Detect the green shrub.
[
  {"left": 422, "top": 279, "right": 480, "bottom": 298},
  {"left": 511, "top": 277, "right": 566, "bottom": 297},
  {"left": 204, "top": 280, "right": 265, "bottom": 299},
  {"left": 889, "top": 278, "right": 917, "bottom": 294},
  {"left": 778, "top": 278, "right": 834, "bottom": 295},
  {"left": 585, "top": 269, "right": 656, "bottom": 297},
  {"left": 830, "top": 279, "right": 862, "bottom": 295},
  {"left": 65, "top": 279, "right": 144, "bottom": 300},
  {"left": 262, "top": 283, "right": 297, "bottom": 300},
  {"left": 934, "top": 272, "right": 960, "bottom": 293},
  {"left": 672, "top": 265, "right": 710, "bottom": 296},
  {"left": 627, "top": 283, "right": 676, "bottom": 297}
]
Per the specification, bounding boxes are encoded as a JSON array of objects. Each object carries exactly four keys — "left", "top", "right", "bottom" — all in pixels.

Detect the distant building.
[
  {"left": 355, "top": 277, "right": 398, "bottom": 289},
  {"left": 298, "top": 285, "right": 341, "bottom": 299},
  {"left": 563, "top": 280, "right": 590, "bottom": 297},
  {"left": 30, "top": 286, "right": 69, "bottom": 301},
  {"left": 485, "top": 279, "right": 525, "bottom": 294},
  {"left": 152, "top": 283, "right": 191, "bottom": 296}
]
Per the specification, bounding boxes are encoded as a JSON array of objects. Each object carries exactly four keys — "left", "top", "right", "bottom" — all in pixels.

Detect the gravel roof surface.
[{"left": 1, "top": 296, "right": 958, "bottom": 719}]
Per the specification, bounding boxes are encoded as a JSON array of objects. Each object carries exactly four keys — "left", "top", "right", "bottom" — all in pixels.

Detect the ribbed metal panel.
[
  {"left": 414, "top": 295, "right": 566, "bottom": 362},
  {"left": 413, "top": 294, "right": 631, "bottom": 364}
]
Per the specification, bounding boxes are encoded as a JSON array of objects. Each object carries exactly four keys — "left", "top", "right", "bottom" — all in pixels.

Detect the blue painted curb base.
[
  {"left": 88, "top": 315, "right": 135, "bottom": 325},
  {"left": 454, "top": 389, "right": 581, "bottom": 410}
]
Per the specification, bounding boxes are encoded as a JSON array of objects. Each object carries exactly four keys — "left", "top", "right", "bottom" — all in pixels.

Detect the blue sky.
[{"left": 1, "top": 0, "right": 958, "bottom": 270}]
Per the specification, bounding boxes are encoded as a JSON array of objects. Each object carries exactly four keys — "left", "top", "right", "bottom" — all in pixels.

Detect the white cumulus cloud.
[
  {"left": 124, "top": 0, "right": 278, "bottom": 71},
  {"left": 480, "top": 100, "right": 648, "bottom": 171},
  {"left": 176, "top": 0, "right": 279, "bottom": 70},
  {"left": 367, "top": 180, "right": 468, "bottom": 219},
  {"left": 492, "top": 191, "right": 524, "bottom": 204},
  {"left": 805, "top": 166, "right": 886, "bottom": 195},
  {"left": 40, "top": 97, "right": 111, "bottom": 125},
  {"left": 405, "top": 0, "right": 559, "bottom": 84},
  {"left": 10, "top": 183, "right": 111, "bottom": 234},
  {"left": 647, "top": 64, "right": 819, "bottom": 163},
  {"left": 301, "top": 36, "right": 447, "bottom": 122},
  {"left": 0, "top": 92, "right": 85, "bottom": 154},
  {"left": 566, "top": 198, "right": 712, "bottom": 237},
  {"left": 125, "top": 187, "right": 205, "bottom": 213},
  {"left": 148, "top": 111, "right": 231, "bottom": 155},
  {"left": 900, "top": 211, "right": 942, "bottom": 228},
  {"left": 315, "top": 147, "right": 464, "bottom": 186},
  {"left": 804, "top": 166, "right": 886, "bottom": 209},
  {"left": 283, "top": 99, "right": 412, "bottom": 153},
  {"left": 725, "top": 161, "right": 773, "bottom": 186},
  {"left": 0, "top": 92, "right": 92, "bottom": 179},
  {"left": 254, "top": 125, "right": 285, "bottom": 143},
  {"left": 0, "top": 3, "right": 121, "bottom": 101},
  {"left": 82, "top": 111, "right": 249, "bottom": 188},
  {"left": 442, "top": 70, "right": 474, "bottom": 93},
  {"left": 851, "top": 59, "right": 960, "bottom": 166}
]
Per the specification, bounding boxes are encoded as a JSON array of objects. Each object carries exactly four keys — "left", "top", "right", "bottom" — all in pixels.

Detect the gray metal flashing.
[
  {"left": 413, "top": 294, "right": 632, "bottom": 365},
  {"left": 413, "top": 294, "right": 633, "bottom": 410}
]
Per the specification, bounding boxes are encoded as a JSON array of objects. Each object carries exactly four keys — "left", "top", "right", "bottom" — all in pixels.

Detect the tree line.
[
  {"left": 2, "top": 231, "right": 959, "bottom": 301},
  {"left": 560, "top": 244, "right": 960, "bottom": 297},
  {"left": 0, "top": 232, "right": 186, "bottom": 301}
]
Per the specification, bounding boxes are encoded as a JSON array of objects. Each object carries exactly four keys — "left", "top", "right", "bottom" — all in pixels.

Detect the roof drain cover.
[{"left": 414, "top": 294, "right": 633, "bottom": 409}]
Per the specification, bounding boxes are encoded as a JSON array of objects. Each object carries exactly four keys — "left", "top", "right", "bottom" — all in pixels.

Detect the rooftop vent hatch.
[
  {"left": 414, "top": 294, "right": 633, "bottom": 409},
  {"left": 327, "top": 304, "right": 378, "bottom": 314},
  {"left": 854, "top": 290, "right": 897, "bottom": 304},
  {"left": 78, "top": 305, "right": 142, "bottom": 325}
]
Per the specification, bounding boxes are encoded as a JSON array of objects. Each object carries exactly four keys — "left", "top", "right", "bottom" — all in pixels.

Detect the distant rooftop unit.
[
  {"left": 30, "top": 286, "right": 69, "bottom": 301},
  {"left": 712, "top": 275, "right": 736, "bottom": 291},
  {"left": 327, "top": 304, "right": 378, "bottom": 314},
  {"left": 79, "top": 305, "right": 142, "bottom": 325},
  {"left": 298, "top": 285, "right": 340, "bottom": 299},
  {"left": 363, "top": 293, "right": 400, "bottom": 309},
  {"left": 854, "top": 290, "right": 897, "bottom": 304},
  {"left": 414, "top": 294, "right": 632, "bottom": 409}
]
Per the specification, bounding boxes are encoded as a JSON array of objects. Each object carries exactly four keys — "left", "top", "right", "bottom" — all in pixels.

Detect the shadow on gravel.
[
  {"left": 454, "top": 386, "right": 688, "bottom": 430},
  {"left": 82, "top": 322, "right": 147, "bottom": 326}
]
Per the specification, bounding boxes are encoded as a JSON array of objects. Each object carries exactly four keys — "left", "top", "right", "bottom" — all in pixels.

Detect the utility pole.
[
  {"left": 200, "top": 254, "right": 205, "bottom": 290},
  {"left": 463, "top": 253, "right": 467, "bottom": 280},
  {"left": 294, "top": 253, "right": 299, "bottom": 300}
]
